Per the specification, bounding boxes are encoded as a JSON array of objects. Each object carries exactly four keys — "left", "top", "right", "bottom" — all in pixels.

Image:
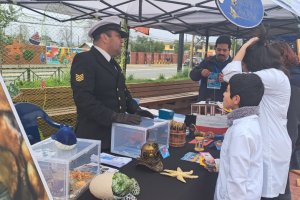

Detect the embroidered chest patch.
[{"left": 75, "top": 74, "right": 84, "bottom": 82}]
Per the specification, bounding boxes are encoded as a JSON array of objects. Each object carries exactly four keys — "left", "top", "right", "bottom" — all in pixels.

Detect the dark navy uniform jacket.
[
  {"left": 70, "top": 46, "right": 138, "bottom": 149},
  {"left": 189, "top": 55, "right": 232, "bottom": 102},
  {"left": 287, "top": 65, "right": 300, "bottom": 169}
]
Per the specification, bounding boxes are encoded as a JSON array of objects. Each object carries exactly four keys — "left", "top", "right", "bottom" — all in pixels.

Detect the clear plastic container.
[
  {"left": 111, "top": 117, "right": 170, "bottom": 158},
  {"left": 32, "top": 138, "right": 101, "bottom": 200}
]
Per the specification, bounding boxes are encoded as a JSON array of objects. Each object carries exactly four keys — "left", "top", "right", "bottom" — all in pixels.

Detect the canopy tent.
[{"left": 1, "top": 0, "right": 299, "bottom": 39}]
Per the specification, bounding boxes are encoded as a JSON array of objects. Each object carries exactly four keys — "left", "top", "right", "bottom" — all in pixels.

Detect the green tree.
[
  {"left": 173, "top": 40, "right": 190, "bottom": 53},
  {"left": 130, "top": 36, "right": 164, "bottom": 52},
  {"left": 131, "top": 36, "right": 148, "bottom": 52},
  {"left": 0, "top": 5, "right": 19, "bottom": 28},
  {"left": 152, "top": 41, "right": 164, "bottom": 53},
  {"left": 0, "top": 5, "right": 20, "bottom": 66}
]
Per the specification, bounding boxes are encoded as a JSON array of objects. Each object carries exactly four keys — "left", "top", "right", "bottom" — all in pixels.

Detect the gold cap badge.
[{"left": 75, "top": 74, "right": 84, "bottom": 82}]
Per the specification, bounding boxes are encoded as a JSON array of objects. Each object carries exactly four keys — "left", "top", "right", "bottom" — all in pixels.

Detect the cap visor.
[{"left": 119, "top": 30, "right": 128, "bottom": 38}]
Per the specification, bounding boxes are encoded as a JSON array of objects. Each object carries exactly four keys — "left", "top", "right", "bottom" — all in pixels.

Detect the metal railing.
[{"left": 0, "top": 66, "right": 68, "bottom": 84}]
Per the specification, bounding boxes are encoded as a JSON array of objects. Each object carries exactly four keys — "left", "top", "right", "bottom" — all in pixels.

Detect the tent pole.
[
  {"left": 233, "top": 37, "right": 237, "bottom": 56},
  {"left": 177, "top": 33, "right": 184, "bottom": 72},
  {"left": 121, "top": 18, "right": 129, "bottom": 74},
  {"left": 189, "top": 35, "right": 195, "bottom": 68},
  {"left": 139, "top": 0, "right": 143, "bottom": 21},
  {"left": 204, "top": 32, "right": 209, "bottom": 58}
]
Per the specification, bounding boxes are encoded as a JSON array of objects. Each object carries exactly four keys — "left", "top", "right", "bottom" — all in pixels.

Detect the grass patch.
[
  {"left": 158, "top": 74, "right": 165, "bottom": 80},
  {"left": 171, "top": 67, "right": 190, "bottom": 79},
  {"left": 15, "top": 67, "right": 191, "bottom": 88},
  {"left": 127, "top": 74, "right": 135, "bottom": 81},
  {"left": 16, "top": 73, "right": 71, "bottom": 88}
]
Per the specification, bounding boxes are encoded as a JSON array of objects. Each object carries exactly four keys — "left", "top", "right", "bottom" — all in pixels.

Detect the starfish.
[{"left": 160, "top": 167, "right": 198, "bottom": 183}]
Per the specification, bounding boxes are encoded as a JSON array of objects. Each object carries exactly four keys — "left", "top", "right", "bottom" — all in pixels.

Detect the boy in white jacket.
[{"left": 213, "top": 73, "right": 264, "bottom": 200}]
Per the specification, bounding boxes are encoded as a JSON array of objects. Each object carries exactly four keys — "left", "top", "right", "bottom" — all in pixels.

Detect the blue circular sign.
[{"left": 216, "top": 0, "right": 264, "bottom": 28}]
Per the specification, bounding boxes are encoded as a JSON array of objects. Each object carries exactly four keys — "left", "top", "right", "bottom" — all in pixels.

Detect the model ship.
[{"left": 191, "top": 101, "right": 228, "bottom": 134}]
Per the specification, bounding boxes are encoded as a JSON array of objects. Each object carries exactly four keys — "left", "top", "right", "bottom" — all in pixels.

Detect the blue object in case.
[{"left": 158, "top": 109, "right": 175, "bottom": 120}]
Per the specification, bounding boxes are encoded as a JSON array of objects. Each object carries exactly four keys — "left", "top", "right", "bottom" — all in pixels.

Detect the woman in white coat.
[{"left": 222, "top": 33, "right": 291, "bottom": 199}]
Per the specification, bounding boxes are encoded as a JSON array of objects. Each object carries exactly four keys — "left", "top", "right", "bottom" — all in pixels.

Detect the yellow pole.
[{"left": 120, "top": 18, "right": 129, "bottom": 75}]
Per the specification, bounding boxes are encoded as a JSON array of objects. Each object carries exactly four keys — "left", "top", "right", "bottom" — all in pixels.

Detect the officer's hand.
[
  {"left": 111, "top": 112, "right": 141, "bottom": 125},
  {"left": 201, "top": 69, "right": 211, "bottom": 77},
  {"left": 136, "top": 109, "right": 154, "bottom": 119}
]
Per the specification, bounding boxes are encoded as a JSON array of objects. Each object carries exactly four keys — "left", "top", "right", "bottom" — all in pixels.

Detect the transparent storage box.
[
  {"left": 32, "top": 138, "right": 101, "bottom": 200},
  {"left": 111, "top": 117, "right": 170, "bottom": 158}
]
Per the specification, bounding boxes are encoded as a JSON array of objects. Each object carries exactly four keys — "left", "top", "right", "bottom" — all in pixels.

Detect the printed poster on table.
[{"left": 0, "top": 75, "right": 52, "bottom": 199}]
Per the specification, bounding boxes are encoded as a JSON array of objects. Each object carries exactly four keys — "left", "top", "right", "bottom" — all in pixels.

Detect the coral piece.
[{"left": 90, "top": 172, "right": 140, "bottom": 200}]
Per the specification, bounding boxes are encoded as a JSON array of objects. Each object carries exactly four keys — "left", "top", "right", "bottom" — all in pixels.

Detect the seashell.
[{"left": 51, "top": 126, "right": 77, "bottom": 150}]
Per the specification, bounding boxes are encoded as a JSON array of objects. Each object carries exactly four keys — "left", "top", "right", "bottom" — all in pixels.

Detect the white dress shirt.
[{"left": 94, "top": 45, "right": 111, "bottom": 62}]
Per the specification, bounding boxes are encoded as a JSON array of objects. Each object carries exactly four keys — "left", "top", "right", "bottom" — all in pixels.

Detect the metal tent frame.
[
  {"left": 1, "top": 0, "right": 299, "bottom": 38},
  {"left": 1, "top": 0, "right": 299, "bottom": 71}
]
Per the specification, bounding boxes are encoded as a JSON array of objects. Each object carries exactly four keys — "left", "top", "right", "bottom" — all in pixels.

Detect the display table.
[{"left": 79, "top": 140, "right": 220, "bottom": 200}]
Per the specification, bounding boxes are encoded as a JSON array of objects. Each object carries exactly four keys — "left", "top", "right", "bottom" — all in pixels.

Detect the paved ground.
[
  {"left": 127, "top": 64, "right": 178, "bottom": 68},
  {"left": 127, "top": 64, "right": 179, "bottom": 79}
]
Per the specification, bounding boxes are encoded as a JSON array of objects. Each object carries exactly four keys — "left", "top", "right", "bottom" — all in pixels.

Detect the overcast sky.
[
  {"left": 130, "top": 28, "right": 191, "bottom": 42},
  {"left": 5, "top": 5, "right": 217, "bottom": 46}
]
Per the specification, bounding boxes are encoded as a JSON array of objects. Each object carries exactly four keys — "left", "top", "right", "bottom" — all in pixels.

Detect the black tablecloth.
[{"left": 79, "top": 141, "right": 220, "bottom": 200}]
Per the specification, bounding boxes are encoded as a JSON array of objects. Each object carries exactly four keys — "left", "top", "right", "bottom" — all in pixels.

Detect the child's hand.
[
  {"left": 243, "top": 37, "right": 259, "bottom": 49},
  {"left": 203, "top": 132, "right": 215, "bottom": 139},
  {"left": 205, "top": 159, "right": 217, "bottom": 173}
]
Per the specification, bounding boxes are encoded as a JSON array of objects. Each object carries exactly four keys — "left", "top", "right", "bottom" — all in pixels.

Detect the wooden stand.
[{"left": 191, "top": 102, "right": 224, "bottom": 116}]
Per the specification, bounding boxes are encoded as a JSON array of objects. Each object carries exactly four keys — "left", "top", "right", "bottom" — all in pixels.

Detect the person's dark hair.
[
  {"left": 270, "top": 41, "right": 299, "bottom": 68},
  {"left": 93, "top": 30, "right": 113, "bottom": 42},
  {"left": 229, "top": 73, "right": 264, "bottom": 107},
  {"left": 215, "top": 35, "right": 231, "bottom": 50},
  {"left": 242, "top": 25, "right": 287, "bottom": 75}
]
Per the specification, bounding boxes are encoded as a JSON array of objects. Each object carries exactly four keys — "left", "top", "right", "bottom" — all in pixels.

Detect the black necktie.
[{"left": 110, "top": 59, "right": 118, "bottom": 71}]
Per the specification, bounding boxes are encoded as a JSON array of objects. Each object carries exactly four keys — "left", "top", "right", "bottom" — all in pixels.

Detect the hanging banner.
[
  {"left": 272, "top": 0, "right": 300, "bottom": 17},
  {"left": 132, "top": 27, "right": 150, "bottom": 35},
  {"left": 216, "top": 0, "right": 264, "bottom": 28}
]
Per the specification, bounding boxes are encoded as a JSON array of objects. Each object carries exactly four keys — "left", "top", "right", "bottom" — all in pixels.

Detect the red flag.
[{"left": 132, "top": 27, "right": 150, "bottom": 35}]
